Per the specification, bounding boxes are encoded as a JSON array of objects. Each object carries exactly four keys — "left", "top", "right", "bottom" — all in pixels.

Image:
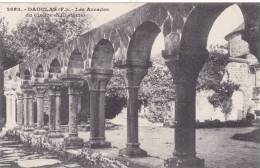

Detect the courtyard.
[
  {"left": 1, "top": 2, "right": 260, "bottom": 168},
  {"left": 1, "top": 113, "right": 260, "bottom": 168}
]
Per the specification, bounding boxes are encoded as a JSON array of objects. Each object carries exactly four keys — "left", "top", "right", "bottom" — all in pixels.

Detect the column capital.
[
  {"left": 63, "top": 80, "right": 84, "bottom": 95},
  {"left": 33, "top": 82, "right": 48, "bottom": 97},
  {"left": 84, "top": 68, "right": 113, "bottom": 91},
  {"left": 17, "top": 93, "right": 23, "bottom": 99},
  {"left": 21, "top": 84, "right": 35, "bottom": 96},
  {"left": 48, "top": 81, "right": 65, "bottom": 92}
]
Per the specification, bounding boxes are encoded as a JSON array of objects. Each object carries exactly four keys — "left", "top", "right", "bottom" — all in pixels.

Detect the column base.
[
  {"left": 119, "top": 143, "right": 147, "bottom": 158},
  {"left": 47, "top": 130, "right": 64, "bottom": 139},
  {"left": 85, "top": 139, "right": 111, "bottom": 149},
  {"left": 64, "top": 135, "right": 83, "bottom": 149},
  {"left": 33, "top": 129, "right": 47, "bottom": 135},
  {"left": 164, "top": 157, "right": 204, "bottom": 168}
]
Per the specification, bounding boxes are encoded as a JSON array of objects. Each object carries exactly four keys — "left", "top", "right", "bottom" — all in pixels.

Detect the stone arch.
[
  {"left": 126, "top": 21, "right": 161, "bottom": 66},
  {"left": 91, "top": 39, "right": 114, "bottom": 69},
  {"left": 67, "top": 48, "right": 84, "bottom": 74},
  {"left": 35, "top": 64, "right": 44, "bottom": 78}
]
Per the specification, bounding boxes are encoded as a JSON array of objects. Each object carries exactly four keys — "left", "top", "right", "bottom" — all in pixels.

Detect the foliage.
[
  {"left": 0, "top": 17, "right": 23, "bottom": 67},
  {"left": 105, "top": 62, "right": 175, "bottom": 120},
  {"left": 198, "top": 45, "right": 240, "bottom": 115},
  {"left": 105, "top": 69, "right": 127, "bottom": 119},
  {"left": 141, "top": 65, "right": 175, "bottom": 104},
  {"left": 10, "top": 14, "right": 91, "bottom": 62},
  {"left": 208, "top": 81, "right": 239, "bottom": 114},
  {"left": 197, "top": 45, "right": 229, "bottom": 90}
]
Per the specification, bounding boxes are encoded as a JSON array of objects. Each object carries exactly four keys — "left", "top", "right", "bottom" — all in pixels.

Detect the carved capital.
[
  {"left": 47, "top": 81, "right": 65, "bottom": 96},
  {"left": 17, "top": 93, "right": 23, "bottom": 100},
  {"left": 84, "top": 68, "right": 113, "bottom": 91},
  {"left": 21, "top": 84, "right": 35, "bottom": 97},
  {"left": 33, "top": 83, "right": 48, "bottom": 97},
  {"left": 64, "top": 81, "right": 84, "bottom": 95}
]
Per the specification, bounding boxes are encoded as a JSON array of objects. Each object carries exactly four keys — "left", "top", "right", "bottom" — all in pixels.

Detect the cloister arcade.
[{"left": 1, "top": 3, "right": 260, "bottom": 168}]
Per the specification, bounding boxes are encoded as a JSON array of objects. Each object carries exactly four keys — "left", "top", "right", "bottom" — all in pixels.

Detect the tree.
[{"left": 11, "top": 13, "right": 91, "bottom": 61}]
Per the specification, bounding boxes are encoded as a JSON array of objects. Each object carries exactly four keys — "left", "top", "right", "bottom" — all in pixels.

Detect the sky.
[{"left": 0, "top": 3, "right": 244, "bottom": 54}]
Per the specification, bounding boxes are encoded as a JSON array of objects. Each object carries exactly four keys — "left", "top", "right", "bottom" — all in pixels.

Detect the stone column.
[
  {"left": 55, "top": 88, "right": 62, "bottom": 132},
  {"left": 4, "top": 92, "right": 12, "bottom": 128},
  {"left": 21, "top": 84, "right": 35, "bottom": 131},
  {"left": 47, "top": 82, "right": 64, "bottom": 138},
  {"left": 11, "top": 93, "right": 17, "bottom": 127},
  {"left": 60, "top": 74, "right": 84, "bottom": 149},
  {"left": 16, "top": 93, "right": 24, "bottom": 127},
  {"left": 33, "top": 83, "right": 47, "bottom": 135},
  {"left": 84, "top": 68, "right": 112, "bottom": 148},
  {"left": 28, "top": 91, "right": 35, "bottom": 129},
  {"left": 0, "top": 59, "right": 4, "bottom": 128},
  {"left": 77, "top": 92, "right": 82, "bottom": 125},
  {"left": 119, "top": 66, "right": 148, "bottom": 157},
  {"left": 162, "top": 50, "right": 206, "bottom": 168}
]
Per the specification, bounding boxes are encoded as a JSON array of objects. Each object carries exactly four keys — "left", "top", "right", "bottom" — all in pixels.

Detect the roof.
[{"left": 225, "top": 23, "right": 245, "bottom": 40}]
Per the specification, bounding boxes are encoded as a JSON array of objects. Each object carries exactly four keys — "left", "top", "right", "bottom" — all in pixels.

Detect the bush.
[{"left": 105, "top": 96, "right": 126, "bottom": 119}]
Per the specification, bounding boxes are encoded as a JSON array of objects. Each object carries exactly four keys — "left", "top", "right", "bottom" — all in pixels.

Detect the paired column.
[
  {"left": 84, "top": 68, "right": 112, "bottom": 148},
  {"left": 60, "top": 75, "right": 84, "bottom": 149},
  {"left": 119, "top": 65, "right": 148, "bottom": 157},
  {"left": 21, "top": 84, "right": 35, "bottom": 131},
  {"left": 33, "top": 83, "right": 47, "bottom": 135},
  {"left": 162, "top": 50, "right": 206, "bottom": 168},
  {"left": 47, "top": 81, "right": 64, "bottom": 138}
]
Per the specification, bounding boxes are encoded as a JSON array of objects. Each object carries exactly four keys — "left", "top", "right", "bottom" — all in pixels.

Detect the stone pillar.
[
  {"left": 84, "top": 68, "right": 112, "bottom": 148},
  {"left": 77, "top": 92, "right": 82, "bottom": 125},
  {"left": 33, "top": 83, "right": 47, "bottom": 134},
  {"left": 119, "top": 65, "right": 149, "bottom": 157},
  {"left": 16, "top": 93, "right": 24, "bottom": 127},
  {"left": 162, "top": 50, "right": 206, "bottom": 168},
  {"left": 4, "top": 92, "right": 13, "bottom": 128},
  {"left": 21, "top": 84, "right": 35, "bottom": 131},
  {"left": 0, "top": 59, "right": 4, "bottom": 128},
  {"left": 55, "top": 88, "right": 62, "bottom": 132},
  {"left": 11, "top": 93, "right": 17, "bottom": 127},
  {"left": 60, "top": 74, "right": 84, "bottom": 149},
  {"left": 47, "top": 82, "right": 64, "bottom": 138},
  {"left": 28, "top": 91, "right": 35, "bottom": 129}
]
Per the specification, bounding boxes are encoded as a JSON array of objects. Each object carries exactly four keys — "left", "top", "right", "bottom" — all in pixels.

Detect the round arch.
[{"left": 126, "top": 21, "right": 161, "bottom": 66}]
